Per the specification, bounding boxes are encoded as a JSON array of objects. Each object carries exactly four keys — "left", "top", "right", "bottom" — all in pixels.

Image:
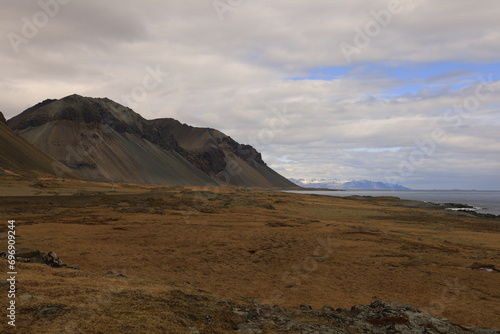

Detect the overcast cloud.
[{"left": 1, "top": 0, "right": 499, "bottom": 189}]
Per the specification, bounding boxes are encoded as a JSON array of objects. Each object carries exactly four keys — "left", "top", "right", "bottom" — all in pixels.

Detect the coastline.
[{"left": 282, "top": 189, "right": 500, "bottom": 217}]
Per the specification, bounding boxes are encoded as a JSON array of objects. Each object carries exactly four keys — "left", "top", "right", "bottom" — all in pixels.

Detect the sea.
[{"left": 284, "top": 189, "right": 500, "bottom": 216}]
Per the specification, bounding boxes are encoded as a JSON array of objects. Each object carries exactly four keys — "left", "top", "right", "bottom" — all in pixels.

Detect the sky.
[{"left": 1, "top": 0, "right": 499, "bottom": 190}]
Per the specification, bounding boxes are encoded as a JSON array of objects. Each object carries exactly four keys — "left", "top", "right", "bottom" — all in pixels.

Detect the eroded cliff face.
[{"left": 151, "top": 117, "right": 294, "bottom": 187}]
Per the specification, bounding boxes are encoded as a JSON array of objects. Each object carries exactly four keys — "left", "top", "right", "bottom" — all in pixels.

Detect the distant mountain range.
[
  {"left": 3, "top": 94, "right": 296, "bottom": 188},
  {"left": 290, "top": 178, "right": 410, "bottom": 190}
]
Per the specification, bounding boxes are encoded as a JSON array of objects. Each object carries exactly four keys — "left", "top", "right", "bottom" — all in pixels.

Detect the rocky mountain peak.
[{"left": 8, "top": 94, "right": 146, "bottom": 135}]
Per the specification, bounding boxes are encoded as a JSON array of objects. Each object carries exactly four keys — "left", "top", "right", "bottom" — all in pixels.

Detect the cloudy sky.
[{"left": 1, "top": 0, "right": 499, "bottom": 189}]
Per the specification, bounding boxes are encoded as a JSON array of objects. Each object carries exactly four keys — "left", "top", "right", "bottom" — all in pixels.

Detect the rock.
[
  {"left": 370, "top": 299, "right": 388, "bottom": 309},
  {"left": 470, "top": 262, "right": 499, "bottom": 272},
  {"left": 299, "top": 304, "right": 313, "bottom": 310},
  {"left": 237, "top": 321, "right": 262, "bottom": 333},
  {"left": 270, "top": 305, "right": 287, "bottom": 313},
  {"left": 0, "top": 280, "right": 9, "bottom": 287},
  {"left": 350, "top": 304, "right": 371, "bottom": 315},
  {"left": 2, "top": 248, "right": 69, "bottom": 268},
  {"left": 0, "top": 112, "right": 6, "bottom": 125},
  {"left": 102, "top": 271, "right": 128, "bottom": 278},
  {"left": 232, "top": 308, "right": 250, "bottom": 318},
  {"left": 321, "top": 305, "right": 335, "bottom": 313},
  {"left": 102, "top": 271, "right": 117, "bottom": 275},
  {"left": 15, "top": 248, "right": 45, "bottom": 263},
  {"left": 66, "top": 264, "right": 80, "bottom": 270},
  {"left": 389, "top": 301, "right": 419, "bottom": 312},
  {"left": 37, "top": 306, "right": 64, "bottom": 317},
  {"left": 43, "top": 252, "right": 64, "bottom": 267},
  {"left": 246, "top": 308, "right": 263, "bottom": 320}
]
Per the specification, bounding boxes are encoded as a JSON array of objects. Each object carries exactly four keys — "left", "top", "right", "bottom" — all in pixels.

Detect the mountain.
[
  {"left": 152, "top": 118, "right": 295, "bottom": 188},
  {"left": 290, "top": 178, "right": 410, "bottom": 190},
  {"left": 0, "top": 111, "right": 77, "bottom": 179},
  {"left": 7, "top": 94, "right": 296, "bottom": 187},
  {"left": 341, "top": 180, "right": 410, "bottom": 190}
]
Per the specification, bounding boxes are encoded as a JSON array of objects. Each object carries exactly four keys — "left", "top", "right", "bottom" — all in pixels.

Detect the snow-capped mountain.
[{"left": 289, "top": 178, "right": 410, "bottom": 190}]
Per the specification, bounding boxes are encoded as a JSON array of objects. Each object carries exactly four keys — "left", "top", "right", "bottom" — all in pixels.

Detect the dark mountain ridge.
[{"left": 7, "top": 94, "right": 295, "bottom": 187}]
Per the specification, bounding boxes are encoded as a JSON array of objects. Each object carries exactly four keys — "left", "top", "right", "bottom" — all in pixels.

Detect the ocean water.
[{"left": 284, "top": 189, "right": 500, "bottom": 216}]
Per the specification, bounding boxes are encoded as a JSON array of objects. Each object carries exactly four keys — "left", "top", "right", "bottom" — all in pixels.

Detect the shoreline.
[{"left": 282, "top": 188, "right": 500, "bottom": 218}]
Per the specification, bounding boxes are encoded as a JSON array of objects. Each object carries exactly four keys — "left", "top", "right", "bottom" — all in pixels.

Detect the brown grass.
[{"left": 0, "top": 180, "right": 499, "bottom": 333}]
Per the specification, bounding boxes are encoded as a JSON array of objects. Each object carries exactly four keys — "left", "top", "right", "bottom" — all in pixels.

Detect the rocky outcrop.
[
  {"left": 7, "top": 99, "right": 56, "bottom": 130},
  {"left": 189, "top": 299, "right": 499, "bottom": 334},
  {"left": 0, "top": 248, "right": 77, "bottom": 269},
  {"left": 0, "top": 111, "right": 6, "bottom": 125}
]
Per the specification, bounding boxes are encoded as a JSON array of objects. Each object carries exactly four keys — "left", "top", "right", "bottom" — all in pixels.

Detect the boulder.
[
  {"left": 1, "top": 248, "right": 66, "bottom": 267},
  {"left": 43, "top": 252, "right": 64, "bottom": 267},
  {"left": 37, "top": 306, "right": 64, "bottom": 318},
  {"left": 66, "top": 264, "right": 80, "bottom": 270},
  {"left": 15, "top": 248, "right": 45, "bottom": 263}
]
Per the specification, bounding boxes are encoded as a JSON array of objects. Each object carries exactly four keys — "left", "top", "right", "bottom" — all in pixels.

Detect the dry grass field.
[{"left": 0, "top": 178, "right": 499, "bottom": 333}]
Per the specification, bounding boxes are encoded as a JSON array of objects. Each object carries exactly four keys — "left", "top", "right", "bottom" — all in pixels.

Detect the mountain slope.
[
  {"left": 0, "top": 112, "right": 77, "bottom": 179},
  {"left": 152, "top": 118, "right": 296, "bottom": 188},
  {"left": 8, "top": 94, "right": 295, "bottom": 187}
]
